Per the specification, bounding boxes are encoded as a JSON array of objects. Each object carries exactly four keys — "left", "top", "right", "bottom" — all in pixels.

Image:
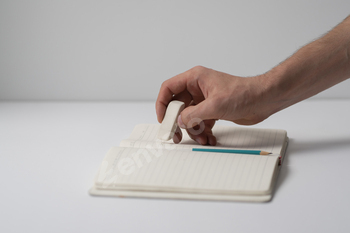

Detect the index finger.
[{"left": 155, "top": 72, "right": 189, "bottom": 123}]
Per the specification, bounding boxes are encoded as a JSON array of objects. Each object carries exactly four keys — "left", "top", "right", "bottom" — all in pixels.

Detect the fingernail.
[
  {"left": 208, "top": 135, "right": 217, "bottom": 146},
  {"left": 173, "top": 134, "right": 180, "bottom": 144},
  {"left": 177, "top": 115, "right": 186, "bottom": 129},
  {"left": 195, "top": 138, "right": 202, "bottom": 145}
]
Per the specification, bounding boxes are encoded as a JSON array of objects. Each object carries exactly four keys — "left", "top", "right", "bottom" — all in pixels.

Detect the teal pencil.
[{"left": 192, "top": 148, "right": 271, "bottom": 155}]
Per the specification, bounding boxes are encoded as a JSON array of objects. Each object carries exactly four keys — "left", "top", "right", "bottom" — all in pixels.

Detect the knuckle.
[
  {"left": 190, "top": 65, "right": 206, "bottom": 77},
  {"left": 160, "top": 79, "right": 168, "bottom": 87},
  {"left": 160, "top": 80, "right": 170, "bottom": 90}
]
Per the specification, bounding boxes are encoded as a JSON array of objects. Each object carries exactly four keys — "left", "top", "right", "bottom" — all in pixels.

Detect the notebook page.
[
  {"left": 119, "top": 124, "right": 287, "bottom": 154},
  {"left": 95, "top": 147, "right": 279, "bottom": 195}
]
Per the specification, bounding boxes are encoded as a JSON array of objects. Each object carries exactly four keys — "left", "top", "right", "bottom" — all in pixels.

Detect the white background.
[{"left": 1, "top": 0, "right": 350, "bottom": 101}]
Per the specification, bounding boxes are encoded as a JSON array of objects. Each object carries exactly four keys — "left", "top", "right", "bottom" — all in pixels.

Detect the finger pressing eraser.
[{"left": 157, "top": 100, "right": 185, "bottom": 141}]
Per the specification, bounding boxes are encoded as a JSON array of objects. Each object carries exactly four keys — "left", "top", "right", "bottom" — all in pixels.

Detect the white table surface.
[{"left": 1, "top": 100, "right": 350, "bottom": 233}]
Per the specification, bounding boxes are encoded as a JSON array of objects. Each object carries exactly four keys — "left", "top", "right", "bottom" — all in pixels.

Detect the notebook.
[{"left": 89, "top": 124, "right": 288, "bottom": 202}]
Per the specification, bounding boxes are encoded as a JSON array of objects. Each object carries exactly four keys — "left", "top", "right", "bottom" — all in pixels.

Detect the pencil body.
[{"left": 192, "top": 148, "right": 271, "bottom": 155}]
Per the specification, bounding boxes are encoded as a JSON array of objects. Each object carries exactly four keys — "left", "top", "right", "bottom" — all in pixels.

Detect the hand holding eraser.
[{"left": 157, "top": 100, "right": 185, "bottom": 141}]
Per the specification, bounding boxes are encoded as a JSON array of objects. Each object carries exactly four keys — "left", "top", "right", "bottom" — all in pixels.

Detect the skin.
[{"left": 156, "top": 15, "right": 350, "bottom": 145}]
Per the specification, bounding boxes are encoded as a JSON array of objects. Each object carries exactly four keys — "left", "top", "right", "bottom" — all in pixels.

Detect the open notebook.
[{"left": 89, "top": 124, "right": 288, "bottom": 202}]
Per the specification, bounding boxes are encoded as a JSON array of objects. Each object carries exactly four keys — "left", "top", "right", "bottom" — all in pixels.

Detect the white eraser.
[{"left": 157, "top": 100, "right": 185, "bottom": 141}]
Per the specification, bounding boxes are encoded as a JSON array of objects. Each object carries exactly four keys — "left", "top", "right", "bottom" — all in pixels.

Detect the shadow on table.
[
  {"left": 287, "top": 137, "right": 350, "bottom": 154},
  {"left": 274, "top": 137, "right": 350, "bottom": 198}
]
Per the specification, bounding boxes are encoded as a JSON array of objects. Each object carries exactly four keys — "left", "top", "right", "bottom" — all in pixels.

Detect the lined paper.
[
  {"left": 93, "top": 124, "right": 287, "bottom": 196},
  {"left": 120, "top": 124, "right": 286, "bottom": 155},
  {"left": 96, "top": 147, "right": 279, "bottom": 195}
]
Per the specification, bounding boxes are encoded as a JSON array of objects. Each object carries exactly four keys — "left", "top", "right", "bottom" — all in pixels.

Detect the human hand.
[{"left": 156, "top": 66, "right": 272, "bottom": 145}]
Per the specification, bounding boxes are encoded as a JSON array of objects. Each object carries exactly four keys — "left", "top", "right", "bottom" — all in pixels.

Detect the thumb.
[{"left": 177, "top": 99, "right": 217, "bottom": 129}]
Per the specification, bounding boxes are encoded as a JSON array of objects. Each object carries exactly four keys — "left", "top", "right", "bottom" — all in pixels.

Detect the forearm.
[{"left": 264, "top": 15, "right": 350, "bottom": 114}]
